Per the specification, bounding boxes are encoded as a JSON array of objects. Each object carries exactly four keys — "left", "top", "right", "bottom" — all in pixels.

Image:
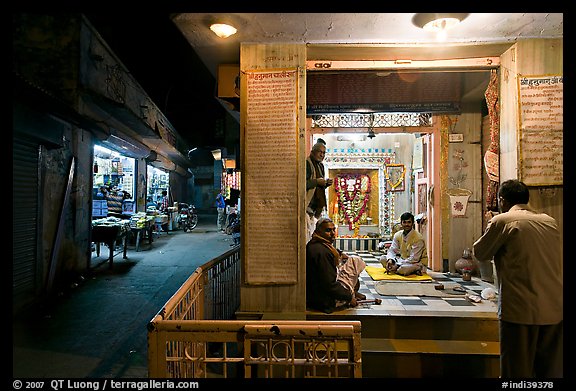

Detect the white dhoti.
[
  {"left": 337, "top": 255, "right": 366, "bottom": 294},
  {"left": 305, "top": 213, "right": 317, "bottom": 243}
]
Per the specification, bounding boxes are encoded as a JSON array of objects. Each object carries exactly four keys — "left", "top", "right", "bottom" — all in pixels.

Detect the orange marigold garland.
[{"left": 334, "top": 174, "right": 371, "bottom": 230}]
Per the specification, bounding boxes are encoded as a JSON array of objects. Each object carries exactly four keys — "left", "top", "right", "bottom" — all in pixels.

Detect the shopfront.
[
  {"left": 147, "top": 165, "right": 170, "bottom": 209},
  {"left": 222, "top": 168, "right": 241, "bottom": 211},
  {"left": 93, "top": 144, "right": 136, "bottom": 217}
]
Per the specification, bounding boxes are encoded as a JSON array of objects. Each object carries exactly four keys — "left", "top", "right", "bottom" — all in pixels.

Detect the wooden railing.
[{"left": 147, "top": 246, "right": 363, "bottom": 378}]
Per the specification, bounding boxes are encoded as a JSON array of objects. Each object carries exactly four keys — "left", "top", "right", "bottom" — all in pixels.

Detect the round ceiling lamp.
[
  {"left": 210, "top": 23, "right": 237, "bottom": 38},
  {"left": 412, "top": 13, "right": 469, "bottom": 41}
]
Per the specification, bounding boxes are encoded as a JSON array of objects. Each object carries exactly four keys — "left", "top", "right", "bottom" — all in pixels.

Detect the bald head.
[
  {"left": 314, "top": 217, "right": 336, "bottom": 241},
  {"left": 316, "top": 216, "right": 333, "bottom": 230},
  {"left": 310, "top": 142, "right": 327, "bottom": 162},
  {"left": 311, "top": 142, "right": 326, "bottom": 152}
]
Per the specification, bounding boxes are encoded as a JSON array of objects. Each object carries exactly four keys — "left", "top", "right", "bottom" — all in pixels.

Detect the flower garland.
[
  {"left": 385, "top": 165, "right": 406, "bottom": 190},
  {"left": 334, "top": 174, "right": 371, "bottom": 230}
]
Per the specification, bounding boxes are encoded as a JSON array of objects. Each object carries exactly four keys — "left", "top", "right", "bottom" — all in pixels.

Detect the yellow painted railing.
[
  {"left": 156, "top": 247, "right": 241, "bottom": 321},
  {"left": 147, "top": 247, "right": 362, "bottom": 378},
  {"left": 148, "top": 319, "right": 362, "bottom": 378}
]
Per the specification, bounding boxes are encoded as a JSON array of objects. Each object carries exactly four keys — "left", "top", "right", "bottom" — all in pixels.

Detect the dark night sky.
[{"left": 84, "top": 13, "right": 228, "bottom": 159}]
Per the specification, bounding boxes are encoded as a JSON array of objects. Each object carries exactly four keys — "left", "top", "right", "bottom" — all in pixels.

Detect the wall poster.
[
  {"left": 517, "top": 74, "right": 563, "bottom": 186},
  {"left": 244, "top": 68, "right": 299, "bottom": 285},
  {"left": 412, "top": 136, "right": 424, "bottom": 170},
  {"left": 385, "top": 164, "right": 406, "bottom": 192}
]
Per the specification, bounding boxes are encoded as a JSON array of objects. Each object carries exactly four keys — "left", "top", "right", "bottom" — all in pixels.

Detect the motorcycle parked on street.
[{"left": 177, "top": 202, "right": 198, "bottom": 232}]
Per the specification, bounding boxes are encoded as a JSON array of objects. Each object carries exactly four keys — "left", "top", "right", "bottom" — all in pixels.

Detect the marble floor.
[{"left": 313, "top": 250, "right": 499, "bottom": 319}]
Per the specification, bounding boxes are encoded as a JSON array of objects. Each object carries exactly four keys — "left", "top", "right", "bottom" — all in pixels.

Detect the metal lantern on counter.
[{"left": 455, "top": 248, "right": 479, "bottom": 280}]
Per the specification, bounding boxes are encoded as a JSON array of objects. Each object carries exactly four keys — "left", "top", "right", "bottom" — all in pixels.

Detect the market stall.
[
  {"left": 129, "top": 212, "right": 156, "bottom": 251},
  {"left": 91, "top": 217, "right": 131, "bottom": 268}
]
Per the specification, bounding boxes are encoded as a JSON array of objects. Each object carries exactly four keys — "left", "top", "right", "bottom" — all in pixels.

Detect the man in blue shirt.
[{"left": 216, "top": 191, "right": 227, "bottom": 231}]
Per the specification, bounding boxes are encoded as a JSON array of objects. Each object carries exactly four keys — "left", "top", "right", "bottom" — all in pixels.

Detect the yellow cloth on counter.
[{"left": 365, "top": 266, "right": 433, "bottom": 282}]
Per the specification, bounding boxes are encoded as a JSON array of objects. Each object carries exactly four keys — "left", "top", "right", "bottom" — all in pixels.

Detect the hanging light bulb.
[
  {"left": 422, "top": 16, "right": 461, "bottom": 31},
  {"left": 367, "top": 114, "right": 376, "bottom": 139}
]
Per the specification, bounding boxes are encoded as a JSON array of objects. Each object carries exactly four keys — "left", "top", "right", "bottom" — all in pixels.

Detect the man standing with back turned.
[{"left": 473, "top": 179, "right": 563, "bottom": 378}]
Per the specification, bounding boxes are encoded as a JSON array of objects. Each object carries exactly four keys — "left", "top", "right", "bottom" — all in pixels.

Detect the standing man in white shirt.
[{"left": 474, "top": 179, "right": 563, "bottom": 378}]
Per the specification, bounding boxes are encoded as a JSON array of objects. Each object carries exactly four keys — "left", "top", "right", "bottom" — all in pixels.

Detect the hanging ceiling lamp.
[{"left": 367, "top": 114, "right": 376, "bottom": 139}]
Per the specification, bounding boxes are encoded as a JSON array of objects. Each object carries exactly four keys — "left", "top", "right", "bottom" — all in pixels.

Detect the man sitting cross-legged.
[
  {"left": 380, "top": 212, "right": 428, "bottom": 276},
  {"left": 306, "top": 217, "right": 367, "bottom": 313}
]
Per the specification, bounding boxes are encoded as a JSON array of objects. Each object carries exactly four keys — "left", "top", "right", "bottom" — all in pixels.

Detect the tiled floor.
[{"left": 324, "top": 250, "right": 499, "bottom": 317}]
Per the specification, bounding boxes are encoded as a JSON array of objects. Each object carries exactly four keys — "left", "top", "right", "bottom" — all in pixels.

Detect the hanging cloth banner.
[
  {"left": 447, "top": 188, "right": 472, "bottom": 217},
  {"left": 484, "top": 69, "right": 500, "bottom": 211},
  {"left": 483, "top": 150, "right": 499, "bottom": 182}
]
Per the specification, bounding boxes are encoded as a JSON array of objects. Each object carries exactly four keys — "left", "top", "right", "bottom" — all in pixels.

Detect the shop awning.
[{"left": 100, "top": 131, "right": 155, "bottom": 160}]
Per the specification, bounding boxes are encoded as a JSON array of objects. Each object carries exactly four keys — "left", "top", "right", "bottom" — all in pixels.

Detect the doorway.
[{"left": 305, "top": 65, "right": 494, "bottom": 271}]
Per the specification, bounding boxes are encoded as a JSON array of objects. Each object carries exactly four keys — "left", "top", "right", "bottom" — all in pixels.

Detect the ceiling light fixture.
[
  {"left": 412, "top": 13, "right": 469, "bottom": 41},
  {"left": 210, "top": 23, "right": 237, "bottom": 38},
  {"left": 211, "top": 149, "right": 222, "bottom": 160}
]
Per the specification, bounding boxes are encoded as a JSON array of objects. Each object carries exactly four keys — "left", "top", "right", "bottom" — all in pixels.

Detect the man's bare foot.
[{"left": 355, "top": 292, "right": 367, "bottom": 300}]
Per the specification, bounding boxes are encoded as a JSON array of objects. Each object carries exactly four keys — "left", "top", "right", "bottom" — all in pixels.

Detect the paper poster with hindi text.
[
  {"left": 243, "top": 68, "right": 299, "bottom": 285},
  {"left": 518, "top": 75, "right": 563, "bottom": 186}
]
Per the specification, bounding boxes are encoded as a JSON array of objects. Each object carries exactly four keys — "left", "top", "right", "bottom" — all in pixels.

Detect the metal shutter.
[{"left": 13, "top": 136, "right": 40, "bottom": 312}]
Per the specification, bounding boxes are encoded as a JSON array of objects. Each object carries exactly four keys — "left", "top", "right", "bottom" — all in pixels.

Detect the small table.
[
  {"left": 92, "top": 225, "right": 128, "bottom": 269},
  {"left": 130, "top": 220, "right": 154, "bottom": 251}
]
